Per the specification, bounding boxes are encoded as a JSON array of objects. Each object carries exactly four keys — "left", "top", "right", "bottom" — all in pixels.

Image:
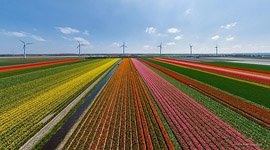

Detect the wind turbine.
[
  {"left": 189, "top": 44, "right": 193, "bottom": 55},
  {"left": 20, "top": 40, "right": 32, "bottom": 59},
  {"left": 76, "top": 40, "right": 84, "bottom": 57},
  {"left": 158, "top": 42, "right": 162, "bottom": 57},
  {"left": 120, "top": 42, "right": 127, "bottom": 55},
  {"left": 215, "top": 45, "right": 218, "bottom": 55}
]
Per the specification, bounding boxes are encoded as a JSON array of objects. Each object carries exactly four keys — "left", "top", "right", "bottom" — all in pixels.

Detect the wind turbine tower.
[
  {"left": 20, "top": 40, "right": 32, "bottom": 59},
  {"left": 158, "top": 42, "right": 162, "bottom": 57},
  {"left": 77, "top": 40, "right": 82, "bottom": 57},
  {"left": 120, "top": 42, "right": 127, "bottom": 55},
  {"left": 215, "top": 45, "right": 218, "bottom": 55},
  {"left": 189, "top": 44, "right": 193, "bottom": 55}
]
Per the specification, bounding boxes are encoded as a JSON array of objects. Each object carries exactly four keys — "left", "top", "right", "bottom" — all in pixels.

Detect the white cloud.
[
  {"left": 145, "top": 27, "right": 156, "bottom": 34},
  {"left": 226, "top": 36, "right": 234, "bottom": 41},
  {"left": 174, "top": 35, "right": 183, "bottom": 40},
  {"left": 31, "top": 35, "right": 46, "bottom": 41},
  {"left": 3, "top": 30, "right": 46, "bottom": 41},
  {"left": 211, "top": 35, "right": 220, "bottom": 40},
  {"left": 157, "top": 33, "right": 168, "bottom": 37},
  {"left": 221, "top": 22, "right": 237, "bottom": 29},
  {"left": 185, "top": 9, "right": 192, "bottom": 15},
  {"left": 145, "top": 27, "right": 168, "bottom": 36},
  {"left": 56, "top": 27, "right": 80, "bottom": 34},
  {"left": 74, "top": 37, "right": 90, "bottom": 45},
  {"left": 167, "top": 28, "right": 180, "bottom": 33},
  {"left": 166, "top": 42, "right": 176, "bottom": 46},
  {"left": 62, "top": 36, "right": 72, "bottom": 41},
  {"left": 111, "top": 42, "right": 120, "bottom": 47},
  {"left": 83, "top": 30, "right": 89, "bottom": 36},
  {"left": 4, "top": 31, "right": 26, "bottom": 37}
]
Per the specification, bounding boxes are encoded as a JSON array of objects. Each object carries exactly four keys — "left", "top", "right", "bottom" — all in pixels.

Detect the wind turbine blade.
[
  {"left": 19, "top": 40, "right": 25, "bottom": 44},
  {"left": 26, "top": 43, "right": 33, "bottom": 45}
]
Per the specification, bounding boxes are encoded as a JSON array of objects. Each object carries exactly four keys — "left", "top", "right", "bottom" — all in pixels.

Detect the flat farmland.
[{"left": 1, "top": 57, "right": 269, "bottom": 150}]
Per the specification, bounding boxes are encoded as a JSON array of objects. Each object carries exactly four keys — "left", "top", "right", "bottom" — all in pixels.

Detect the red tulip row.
[
  {"left": 140, "top": 58, "right": 270, "bottom": 129},
  {"left": 133, "top": 58, "right": 261, "bottom": 149},
  {"left": 0, "top": 58, "right": 83, "bottom": 72},
  {"left": 154, "top": 58, "right": 270, "bottom": 84},
  {"left": 64, "top": 58, "right": 174, "bottom": 150}
]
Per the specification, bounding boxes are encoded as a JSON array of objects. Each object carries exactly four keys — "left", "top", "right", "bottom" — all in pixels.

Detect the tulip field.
[
  {"left": 0, "top": 58, "right": 118, "bottom": 149},
  {"left": 154, "top": 58, "right": 270, "bottom": 84},
  {"left": 0, "top": 58, "right": 82, "bottom": 72},
  {"left": 141, "top": 58, "right": 270, "bottom": 128},
  {"left": 145, "top": 58, "right": 270, "bottom": 109},
  {"left": 203, "top": 61, "right": 270, "bottom": 72},
  {"left": 0, "top": 57, "right": 70, "bottom": 67},
  {"left": 0, "top": 57, "right": 269, "bottom": 149},
  {"left": 134, "top": 58, "right": 265, "bottom": 149},
  {"left": 62, "top": 58, "right": 175, "bottom": 149}
]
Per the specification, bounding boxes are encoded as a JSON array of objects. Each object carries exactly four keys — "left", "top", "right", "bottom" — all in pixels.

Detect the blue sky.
[{"left": 0, "top": 0, "right": 270, "bottom": 54}]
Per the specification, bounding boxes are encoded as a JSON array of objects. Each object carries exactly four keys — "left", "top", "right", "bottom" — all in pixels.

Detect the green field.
[
  {"left": 146, "top": 63, "right": 270, "bottom": 149},
  {"left": 204, "top": 61, "right": 270, "bottom": 72},
  {"left": 146, "top": 58, "right": 270, "bottom": 109},
  {"left": 0, "top": 57, "right": 68, "bottom": 66}
]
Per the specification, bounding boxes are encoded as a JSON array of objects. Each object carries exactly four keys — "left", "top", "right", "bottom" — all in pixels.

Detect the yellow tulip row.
[{"left": 0, "top": 58, "right": 118, "bottom": 149}]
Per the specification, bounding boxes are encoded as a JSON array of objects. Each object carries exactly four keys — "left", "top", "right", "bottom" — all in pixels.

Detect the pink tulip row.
[
  {"left": 132, "top": 58, "right": 261, "bottom": 150},
  {"left": 154, "top": 58, "right": 270, "bottom": 84}
]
